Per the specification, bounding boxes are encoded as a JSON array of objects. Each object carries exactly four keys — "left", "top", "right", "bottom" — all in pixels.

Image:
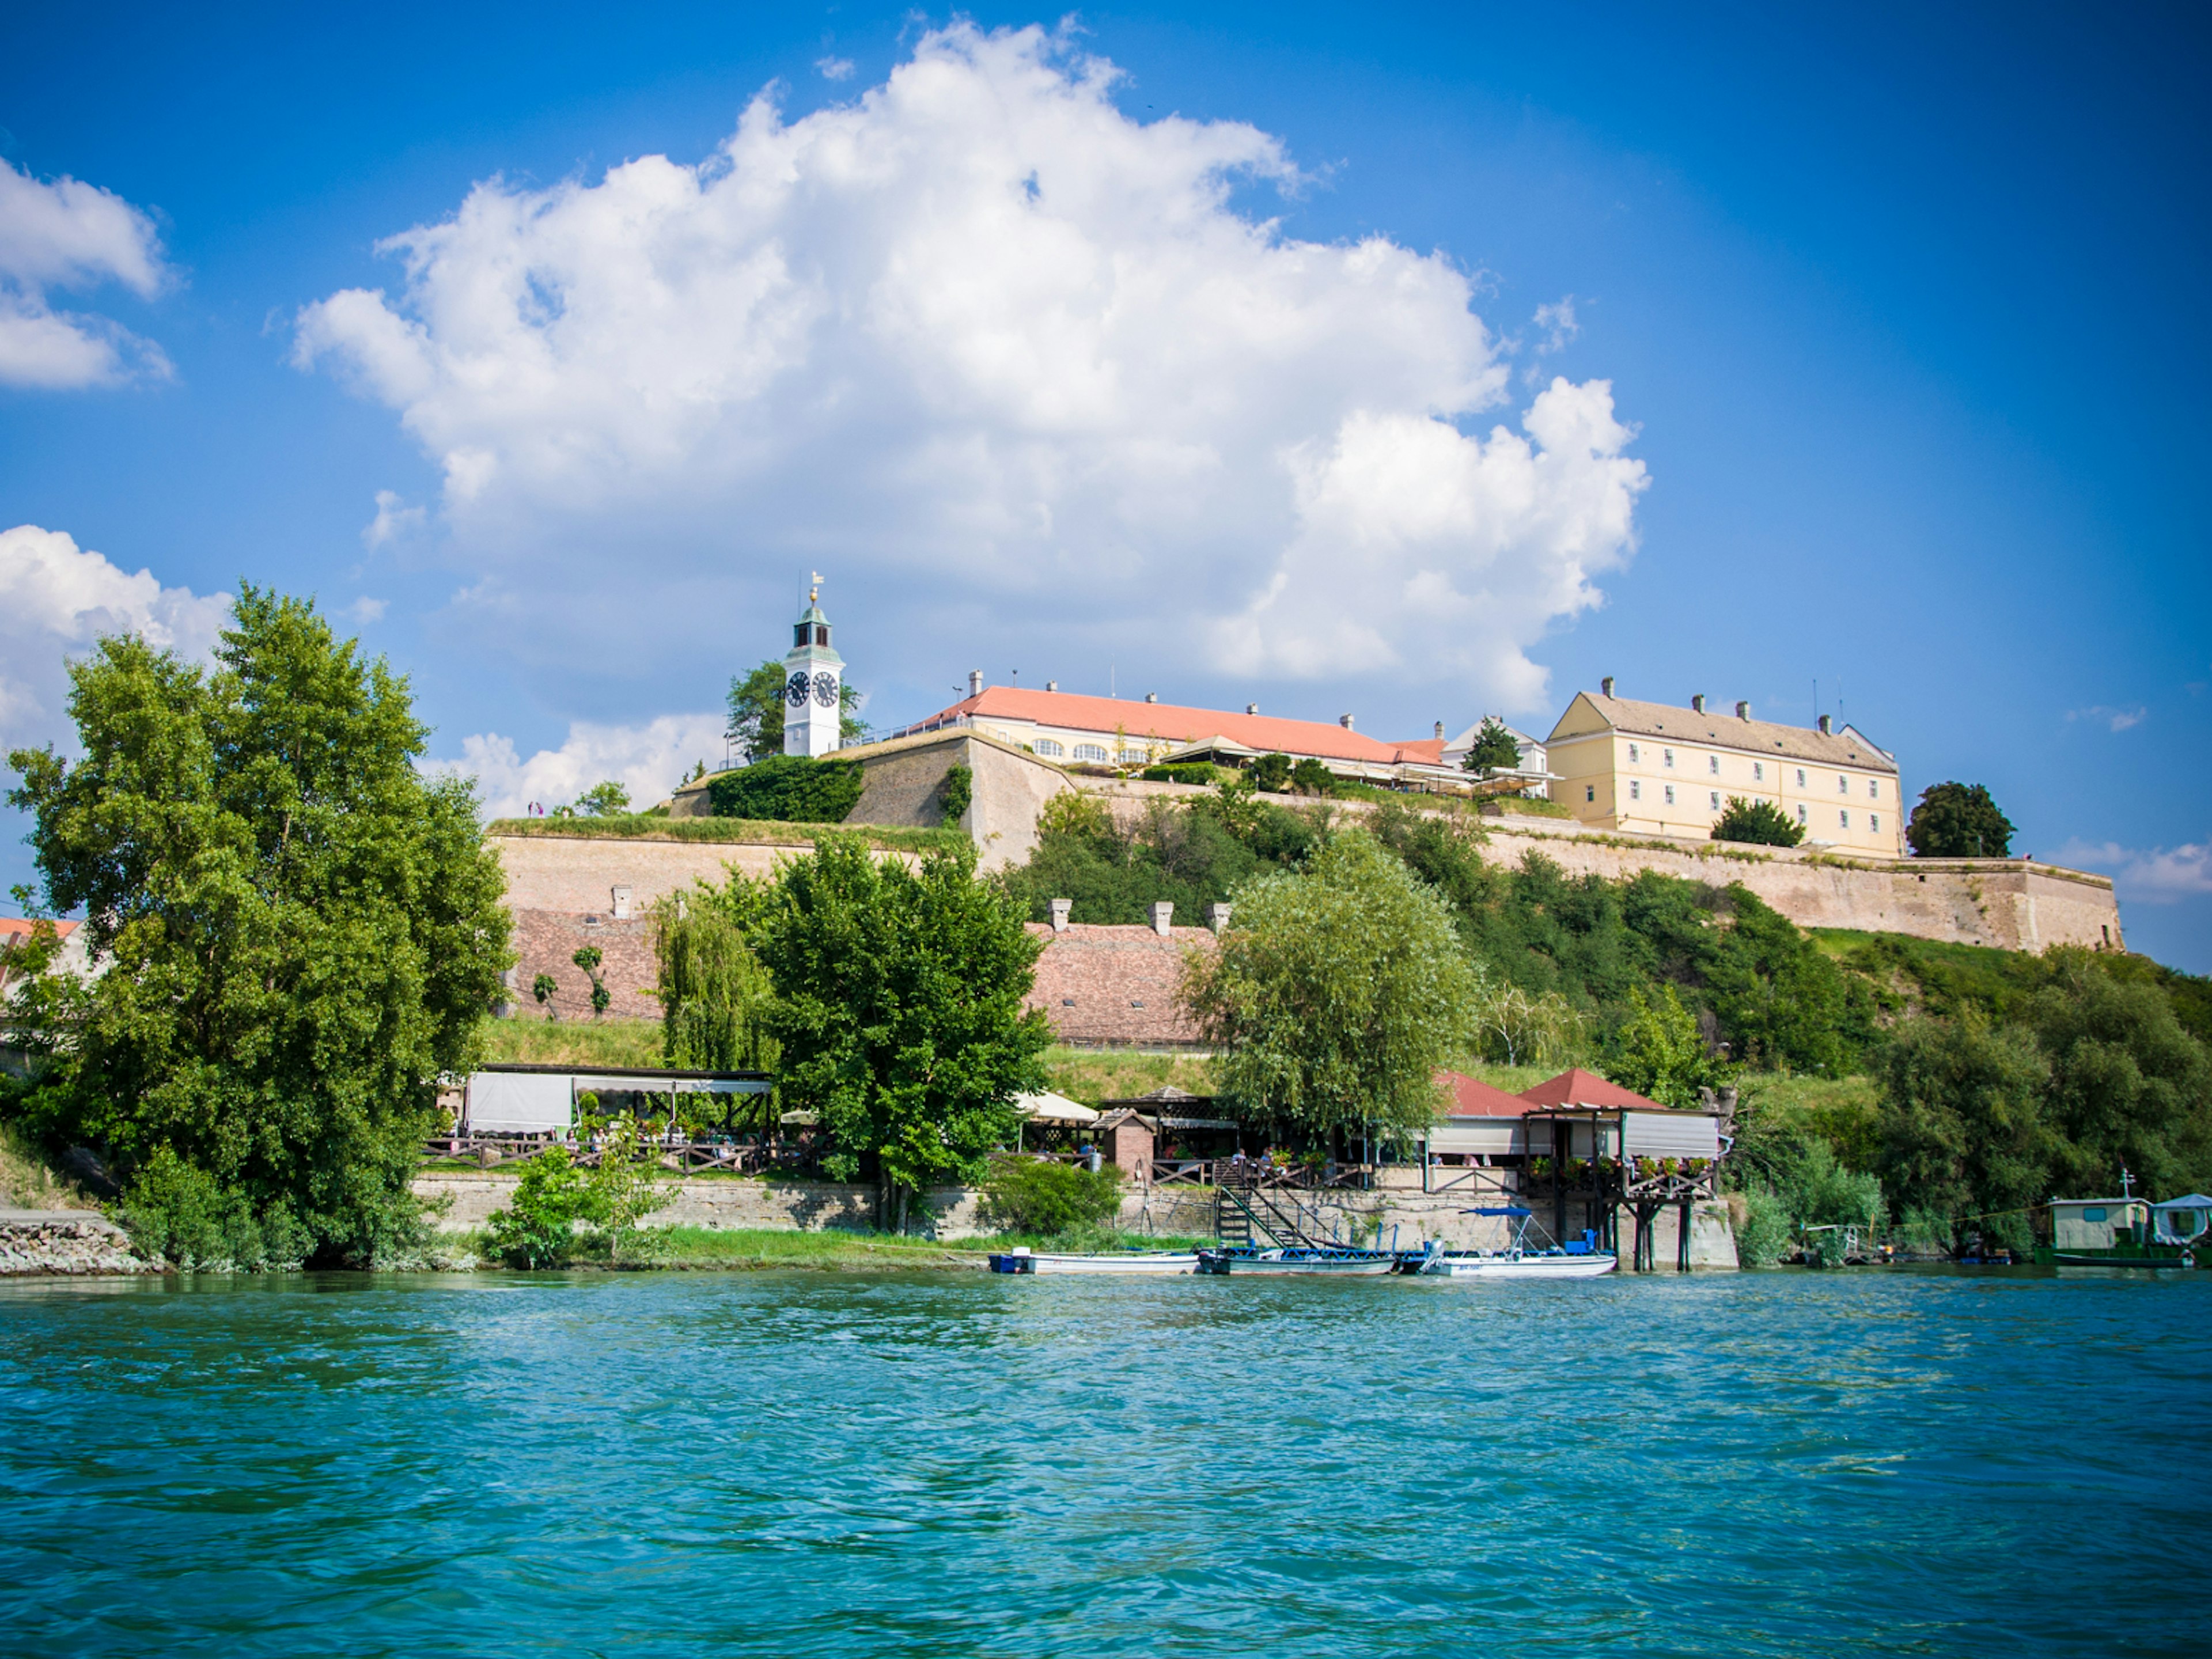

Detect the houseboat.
[{"left": 2033, "top": 1176, "right": 2209, "bottom": 1268}]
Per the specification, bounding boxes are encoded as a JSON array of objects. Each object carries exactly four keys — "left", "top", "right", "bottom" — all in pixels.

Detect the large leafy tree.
[
  {"left": 1181, "top": 829, "right": 1475, "bottom": 1141},
  {"left": 4, "top": 587, "right": 510, "bottom": 1263},
  {"left": 1711, "top": 796, "right": 1804, "bottom": 847},
  {"left": 753, "top": 834, "right": 1050, "bottom": 1228},
  {"left": 1906, "top": 781, "right": 2015, "bottom": 858}
]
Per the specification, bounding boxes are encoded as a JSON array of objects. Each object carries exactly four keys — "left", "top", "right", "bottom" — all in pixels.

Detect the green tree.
[
  {"left": 575, "top": 779, "right": 631, "bottom": 816},
  {"left": 1181, "top": 830, "right": 1475, "bottom": 1141},
  {"left": 1906, "top": 781, "right": 2016, "bottom": 858},
  {"left": 979, "top": 1158, "right": 1122, "bottom": 1236},
  {"left": 1875, "top": 1013, "right": 2050, "bottom": 1247},
  {"left": 572, "top": 945, "right": 612, "bottom": 1018},
  {"left": 727, "top": 660, "right": 866, "bottom": 763},
  {"left": 1289, "top": 757, "right": 1336, "bottom": 796},
  {"left": 1247, "top": 752, "right": 1293, "bottom": 793},
  {"left": 4, "top": 586, "right": 510, "bottom": 1264},
  {"left": 1711, "top": 796, "right": 1804, "bottom": 847},
  {"left": 531, "top": 972, "right": 558, "bottom": 1018},
  {"left": 486, "top": 1144, "right": 605, "bottom": 1268},
  {"left": 1604, "top": 984, "right": 1734, "bottom": 1108},
  {"left": 754, "top": 834, "right": 1051, "bottom": 1229},
  {"left": 1461, "top": 717, "right": 1522, "bottom": 777}
]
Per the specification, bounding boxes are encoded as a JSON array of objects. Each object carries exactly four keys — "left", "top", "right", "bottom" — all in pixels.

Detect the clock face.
[
  {"left": 812, "top": 671, "right": 839, "bottom": 707},
  {"left": 785, "top": 671, "right": 810, "bottom": 708}
]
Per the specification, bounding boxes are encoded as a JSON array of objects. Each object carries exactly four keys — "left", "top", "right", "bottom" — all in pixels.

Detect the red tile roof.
[
  {"left": 899, "top": 685, "right": 1442, "bottom": 767},
  {"left": 1, "top": 918, "right": 78, "bottom": 941},
  {"left": 1435, "top": 1070, "right": 1540, "bottom": 1118},
  {"left": 1517, "top": 1067, "right": 1668, "bottom": 1112}
]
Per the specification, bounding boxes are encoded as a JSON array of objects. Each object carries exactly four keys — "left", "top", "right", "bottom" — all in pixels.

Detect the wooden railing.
[{"left": 423, "top": 1134, "right": 825, "bottom": 1176}]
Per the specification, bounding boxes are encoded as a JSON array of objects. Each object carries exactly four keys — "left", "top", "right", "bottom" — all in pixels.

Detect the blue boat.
[{"left": 1195, "top": 1245, "right": 1397, "bottom": 1275}]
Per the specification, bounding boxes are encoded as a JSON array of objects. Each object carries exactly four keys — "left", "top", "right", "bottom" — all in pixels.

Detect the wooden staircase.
[{"left": 1214, "top": 1175, "right": 1329, "bottom": 1249}]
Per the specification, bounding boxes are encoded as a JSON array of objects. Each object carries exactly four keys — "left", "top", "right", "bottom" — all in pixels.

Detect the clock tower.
[{"left": 782, "top": 578, "right": 844, "bottom": 758}]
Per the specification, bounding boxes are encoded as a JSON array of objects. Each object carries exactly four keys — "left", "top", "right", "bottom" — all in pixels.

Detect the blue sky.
[{"left": 3, "top": 1, "right": 2207, "bottom": 969}]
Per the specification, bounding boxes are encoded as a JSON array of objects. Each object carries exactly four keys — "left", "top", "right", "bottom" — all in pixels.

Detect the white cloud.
[
  {"left": 0, "top": 160, "right": 173, "bottom": 388},
  {"left": 816, "top": 56, "right": 855, "bottom": 81},
  {"left": 346, "top": 596, "right": 389, "bottom": 624},
  {"left": 361, "top": 488, "right": 425, "bottom": 548},
  {"left": 0, "top": 525, "right": 230, "bottom": 757},
  {"left": 291, "top": 21, "right": 1645, "bottom": 712},
  {"left": 2054, "top": 835, "right": 2212, "bottom": 904},
  {"left": 425, "top": 713, "right": 729, "bottom": 818},
  {"left": 2067, "top": 704, "right": 2146, "bottom": 733},
  {"left": 1532, "top": 297, "right": 1578, "bottom": 354}
]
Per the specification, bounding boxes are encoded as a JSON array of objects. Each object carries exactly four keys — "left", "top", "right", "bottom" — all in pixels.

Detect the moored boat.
[
  {"left": 988, "top": 1247, "right": 1202, "bottom": 1274},
  {"left": 1195, "top": 1247, "right": 1397, "bottom": 1275},
  {"left": 2031, "top": 1178, "right": 2208, "bottom": 1269},
  {"left": 1403, "top": 1206, "right": 1618, "bottom": 1279}
]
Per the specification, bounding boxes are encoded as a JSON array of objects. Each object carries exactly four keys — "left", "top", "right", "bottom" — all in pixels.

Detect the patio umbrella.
[{"left": 1017, "top": 1092, "right": 1100, "bottom": 1123}]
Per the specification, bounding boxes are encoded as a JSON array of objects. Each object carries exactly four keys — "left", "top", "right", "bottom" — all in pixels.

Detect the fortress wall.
[{"left": 491, "top": 835, "right": 806, "bottom": 913}]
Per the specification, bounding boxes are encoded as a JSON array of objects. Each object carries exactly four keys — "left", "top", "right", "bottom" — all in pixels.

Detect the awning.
[{"left": 1017, "top": 1092, "right": 1100, "bottom": 1123}]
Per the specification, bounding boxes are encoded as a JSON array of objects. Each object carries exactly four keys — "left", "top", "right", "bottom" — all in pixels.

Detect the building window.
[
  {"left": 1627, "top": 743, "right": 1639, "bottom": 763},
  {"left": 1585, "top": 785, "right": 1595, "bottom": 803},
  {"left": 1630, "top": 780, "right": 1641, "bottom": 801},
  {"left": 1072, "top": 743, "right": 1109, "bottom": 763},
  {"left": 1664, "top": 785, "right": 1676, "bottom": 805},
  {"left": 1032, "top": 738, "right": 1064, "bottom": 757},
  {"left": 1838, "top": 774, "right": 1849, "bottom": 793},
  {"left": 1755, "top": 762, "right": 1764, "bottom": 782},
  {"left": 1868, "top": 778, "right": 1880, "bottom": 798},
  {"left": 1840, "top": 809, "right": 1850, "bottom": 829},
  {"left": 1796, "top": 768, "right": 1806, "bottom": 787},
  {"left": 1870, "top": 813, "right": 1881, "bottom": 832},
  {"left": 1709, "top": 790, "right": 1721, "bottom": 810},
  {"left": 1118, "top": 747, "right": 1149, "bottom": 763},
  {"left": 1708, "top": 755, "right": 1719, "bottom": 775},
  {"left": 1663, "top": 748, "right": 1675, "bottom": 767},
  {"left": 1797, "top": 804, "right": 1808, "bottom": 824}
]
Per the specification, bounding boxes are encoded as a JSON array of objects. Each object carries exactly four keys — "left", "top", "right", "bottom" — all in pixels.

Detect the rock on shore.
[{"left": 0, "top": 1209, "right": 162, "bottom": 1276}]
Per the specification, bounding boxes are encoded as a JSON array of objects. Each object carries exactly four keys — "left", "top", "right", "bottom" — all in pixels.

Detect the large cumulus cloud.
[
  {"left": 0, "top": 161, "right": 172, "bottom": 388},
  {"left": 294, "top": 21, "right": 1645, "bottom": 710}
]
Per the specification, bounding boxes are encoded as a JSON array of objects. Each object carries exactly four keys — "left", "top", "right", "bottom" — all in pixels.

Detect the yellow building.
[{"left": 1545, "top": 680, "right": 1904, "bottom": 855}]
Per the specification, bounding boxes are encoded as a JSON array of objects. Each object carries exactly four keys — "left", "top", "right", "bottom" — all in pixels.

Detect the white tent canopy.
[{"left": 1017, "top": 1092, "right": 1099, "bottom": 1124}]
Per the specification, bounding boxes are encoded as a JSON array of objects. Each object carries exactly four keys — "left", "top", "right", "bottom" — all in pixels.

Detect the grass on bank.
[
  {"left": 442, "top": 1224, "right": 1213, "bottom": 1271},
  {"left": 484, "top": 814, "right": 968, "bottom": 857},
  {"left": 480, "top": 1017, "right": 666, "bottom": 1069},
  {"left": 0, "top": 1124, "right": 94, "bottom": 1211},
  {"left": 1040, "top": 1046, "right": 1221, "bottom": 1104}
]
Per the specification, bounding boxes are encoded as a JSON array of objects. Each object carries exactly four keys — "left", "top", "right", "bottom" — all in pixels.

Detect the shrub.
[
  {"left": 1711, "top": 796, "right": 1804, "bottom": 847},
  {"left": 486, "top": 1145, "right": 608, "bottom": 1268},
  {"left": 938, "top": 763, "right": 972, "bottom": 825},
  {"left": 1141, "top": 763, "right": 1220, "bottom": 785},
  {"left": 122, "top": 1147, "right": 310, "bottom": 1271},
  {"left": 980, "top": 1157, "right": 1123, "bottom": 1235},
  {"left": 1734, "top": 1190, "right": 1791, "bottom": 1267},
  {"left": 1289, "top": 757, "right": 1336, "bottom": 796},
  {"left": 1247, "top": 753, "right": 1293, "bottom": 793},
  {"left": 707, "top": 755, "right": 865, "bottom": 823}
]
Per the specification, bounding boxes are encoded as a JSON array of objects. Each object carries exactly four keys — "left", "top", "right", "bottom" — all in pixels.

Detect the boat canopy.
[
  {"left": 1462, "top": 1206, "right": 1532, "bottom": 1217},
  {"left": 2152, "top": 1195, "right": 2212, "bottom": 1245}
]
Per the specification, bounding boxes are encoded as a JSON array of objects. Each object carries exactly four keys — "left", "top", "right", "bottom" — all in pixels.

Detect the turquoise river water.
[{"left": 2, "top": 1266, "right": 2207, "bottom": 1657}]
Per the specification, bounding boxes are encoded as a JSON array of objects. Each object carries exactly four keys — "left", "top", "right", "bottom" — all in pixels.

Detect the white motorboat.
[
  {"left": 1409, "top": 1206, "right": 1618, "bottom": 1279},
  {"left": 988, "top": 1247, "right": 1202, "bottom": 1274}
]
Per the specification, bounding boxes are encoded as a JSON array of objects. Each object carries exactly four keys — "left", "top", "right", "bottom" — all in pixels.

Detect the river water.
[{"left": 2, "top": 1266, "right": 2206, "bottom": 1657}]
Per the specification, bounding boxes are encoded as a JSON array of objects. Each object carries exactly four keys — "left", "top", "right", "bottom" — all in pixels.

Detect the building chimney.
[
  {"left": 1145, "top": 691, "right": 1158, "bottom": 703},
  {"left": 1817, "top": 714, "right": 1833, "bottom": 735},
  {"left": 611, "top": 885, "right": 633, "bottom": 921},
  {"left": 1339, "top": 713, "right": 1354, "bottom": 729},
  {"left": 968, "top": 669, "right": 983, "bottom": 697},
  {"left": 1046, "top": 680, "right": 1058, "bottom": 692},
  {"left": 1245, "top": 703, "right": 1259, "bottom": 715},
  {"left": 1434, "top": 721, "right": 1445, "bottom": 740},
  {"left": 1735, "top": 700, "right": 1750, "bottom": 720},
  {"left": 1206, "top": 902, "right": 1232, "bottom": 934},
  {"left": 1049, "top": 898, "right": 1073, "bottom": 933},
  {"left": 1600, "top": 676, "right": 1616, "bottom": 698},
  {"left": 1149, "top": 900, "right": 1174, "bottom": 936},
  {"left": 1691, "top": 694, "right": 1707, "bottom": 714}
]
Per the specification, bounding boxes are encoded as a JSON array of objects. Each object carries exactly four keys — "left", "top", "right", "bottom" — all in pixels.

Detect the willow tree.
[
  {"left": 653, "top": 876, "right": 779, "bottom": 1129},
  {"left": 1181, "top": 830, "right": 1475, "bottom": 1143}
]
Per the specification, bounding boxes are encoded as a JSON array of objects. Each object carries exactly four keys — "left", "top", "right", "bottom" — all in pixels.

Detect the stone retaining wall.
[{"left": 0, "top": 1209, "right": 160, "bottom": 1276}]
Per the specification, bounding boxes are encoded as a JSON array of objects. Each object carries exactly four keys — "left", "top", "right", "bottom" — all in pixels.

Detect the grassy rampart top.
[{"left": 485, "top": 814, "right": 968, "bottom": 856}]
